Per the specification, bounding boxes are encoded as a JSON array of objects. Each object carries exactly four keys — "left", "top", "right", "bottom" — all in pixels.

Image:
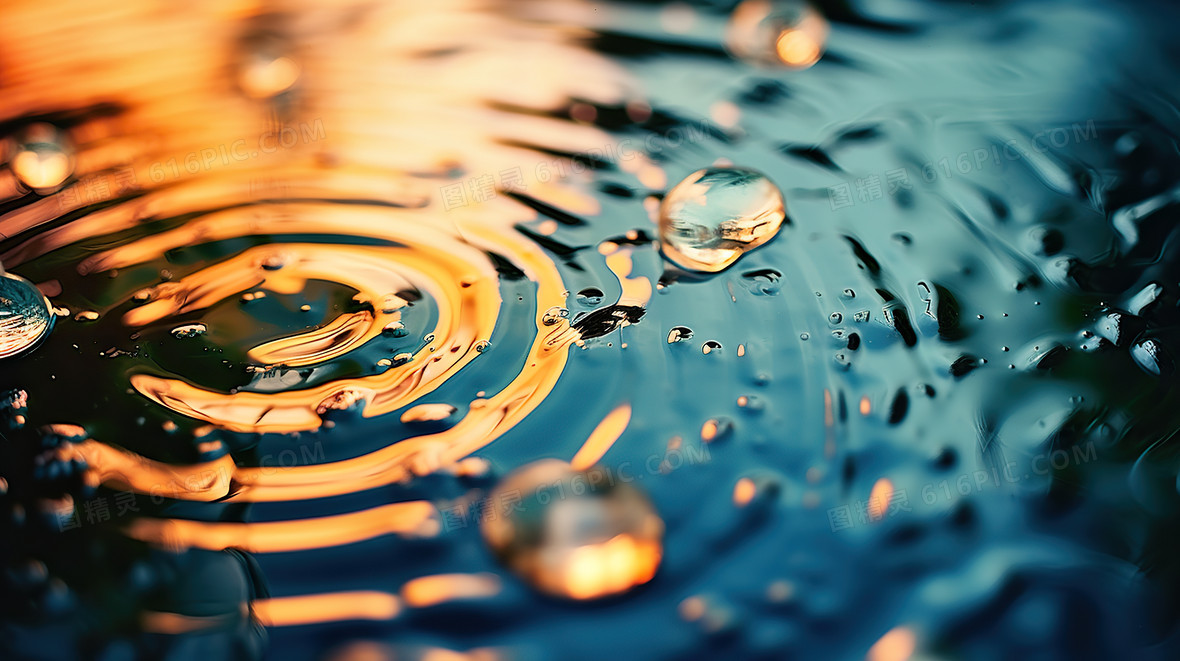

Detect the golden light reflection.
[
  {"left": 253, "top": 591, "right": 401, "bottom": 627},
  {"left": 125, "top": 500, "right": 439, "bottom": 552},
  {"left": 570, "top": 403, "right": 632, "bottom": 471},
  {"left": 775, "top": 27, "right": 822, "bottom": 68},
  {"left": 559, "top": 533, "right": 662, "bottom": 600},
  {"left": 867, "top": 626, "right": 917, "bottom": 661},
  {"left": 867, "top": 477, "right": 893, "bottom": 522},
  {"left": 733, "top": 477, "right": 757, "bottom": 506},
  {"left": 400, "top": 573, "right": 501, "bottom": 608}
]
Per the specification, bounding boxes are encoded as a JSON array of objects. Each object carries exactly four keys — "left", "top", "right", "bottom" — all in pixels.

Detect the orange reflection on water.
[
  {"left": 125, "top": 500, "right": 438, "bottom": 552},
  {"left": 867, "top": 478, "right": 893, "bottom": 522},
  {"left": 253, "top": 591, "right": 401, "bottom": 627},
  {"left": 570, "top": 403, "right": 632, "bottom": 470},
  {"left": 400, "top": 573, "right": 501, "bottom": 608},
  {"left": 559, "top": 533, "right": 661, "bottom": 600},
  {"left": 867, "top": 626, "right": 917, "bottom": 661}
]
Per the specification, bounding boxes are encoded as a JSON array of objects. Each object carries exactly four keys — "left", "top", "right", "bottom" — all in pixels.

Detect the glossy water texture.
[{"left": 4, "top": 0, "right": 1180, "bottom": 660}]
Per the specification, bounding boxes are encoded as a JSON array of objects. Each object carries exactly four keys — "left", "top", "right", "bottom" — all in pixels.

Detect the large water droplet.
[
  {"left": 9, "top": 123, "right": 74, "bottom": 193},
  {"left": 480, "top": 459, "right": 664, "bottom": 600},
  {"left": 0, "top": 270, "right": 55, "bottom": 360},
  {"left": 725, "top": 0, "right": 828, "bottom": 69},
  {"left": 658, "top": 166, "right": 785, "bottom": 273}
]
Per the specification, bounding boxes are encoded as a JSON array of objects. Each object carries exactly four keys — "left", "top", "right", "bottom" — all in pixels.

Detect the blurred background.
[{"left": 3, "top": 0, "right": 1180, "bottom": 659}]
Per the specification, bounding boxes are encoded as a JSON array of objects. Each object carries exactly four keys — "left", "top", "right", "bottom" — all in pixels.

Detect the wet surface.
[{"left": 4, "top": 0, "right": 1180, "bottom": 659}]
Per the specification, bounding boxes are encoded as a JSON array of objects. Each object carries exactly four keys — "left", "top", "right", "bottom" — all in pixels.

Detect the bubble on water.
[
  {"left": 542, "top": 306, "right": 570, "bottom": 326},
  {"left": 0, "top": 271, "right": 55, "bottom": 360},
  {"left": 658, "top": 166, "right": 786, "bottom": 273},
  {"left": 170, "top": 323, "right": 208, "bottom": 339},
  {"left": 668, "top": 326, "right": 694, "bottom": 343},
  {"left": 576, "top": 287, "right": 605, "bottom": 306},
  {"left": 480, "top": 459, "right": 663, "bottom": 600},
  {"left": 725, "top": 0, "right": 828, "bottom": 68},
  {"left": 9, "top": 123, "right": 74, "bottom": 193}
]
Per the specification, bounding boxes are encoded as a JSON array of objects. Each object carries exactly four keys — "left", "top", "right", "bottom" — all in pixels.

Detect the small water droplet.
[
  {"left": 702, "top": 340, "right": 722, "bottom": 355},
  {"left": 170, "top": 323, "right": 208, "bottom": 338},
  {"left": 668, "top": 326, "right": 694, "bottom": 343},
  {"left": 576, "top": 287, "right": 604, "bottom": 306},
  {"left": 382, "top": 321, "right": 408, "bottom": 337},
  {"left": 9, "top": 123, "right": 74, "bottom": 193},
  {"left": 828, "top": 312, "right": 843, "bottom": 324},
  {"left": 542, "top": 306, "right": 570, "bottom": 326},
  {"left": 475, "top": 340, "right": 491, "bottom": 353}
]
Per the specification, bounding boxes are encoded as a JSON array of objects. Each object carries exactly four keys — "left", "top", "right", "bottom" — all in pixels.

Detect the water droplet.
[
  {"left": 382, "top": 321, "right": 408, "bottom": 337},
  {"left": 828, "top": 312, "right": 843, "bottom": 325},
  {"left": 475, "top": 340, "right": 491, "bottom": 353},
  {"left": 668, "top": 326, "right": 694, "bottom": 343},
  {"left": 576, "top": 287, "right": 604, "bottom": 306},
  {"left": 480, "top": 459, "right": 663, "bottom": 600},
  {"left": 702, "top": 340, "right": 723, "bottom": 354},
  {"left": 9, "top": 123, "right": 74, "bottom": 193},
  {"left": 0, "top": 271, "right": 55, "bottom": 360},
  {"left": 238, "top": 32, "right": 300, "bottom": 99},
  {"left": 799, "top": 332, "right": 809, "bottom": 340},
  {"left": 853, "top": 310, "right": 871, "bottom": 323},
  {"left": 658, "top": 166, "right": 785, "bottom": 273},
  {"left": 1132, "top": 338, "right": 1171, "bottom": 376},
  {"left": 726, "top": 0, "right": 828, "bottom": 69},
  {"left": 171, "top": 323, "right": 208, "bottom": 338},
  {"left": 739, "top": 268, "right": 782, "bottom": 296},
  {"left": 701, "top": 417, "right": 735, "bottom": 443},
  {"left": 542, "top": 306, "right": 570, "bottom": 326}
]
